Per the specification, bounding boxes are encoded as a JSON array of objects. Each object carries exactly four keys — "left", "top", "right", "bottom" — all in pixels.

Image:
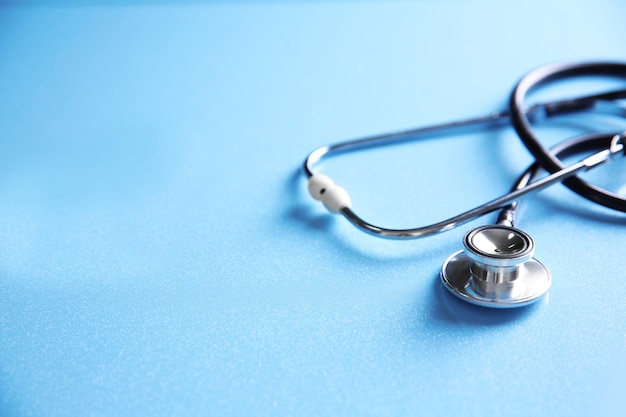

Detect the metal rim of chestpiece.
[{"left": 441, "top": 225, "right": 551, "bottom": 308}]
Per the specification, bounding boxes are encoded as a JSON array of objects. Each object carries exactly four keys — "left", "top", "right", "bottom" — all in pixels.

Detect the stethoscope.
[{"left": 303, "top": 61, "right": 626, "bottom": 308}]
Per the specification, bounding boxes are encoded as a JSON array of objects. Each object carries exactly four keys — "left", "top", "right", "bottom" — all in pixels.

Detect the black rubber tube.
[{"left": 509, "top": 61, "right": 626, "bottom": 212}]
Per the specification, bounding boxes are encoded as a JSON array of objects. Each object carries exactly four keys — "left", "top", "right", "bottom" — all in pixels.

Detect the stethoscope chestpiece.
[{"left": 440, "top": 225, "right": 551, "bottom": 308}]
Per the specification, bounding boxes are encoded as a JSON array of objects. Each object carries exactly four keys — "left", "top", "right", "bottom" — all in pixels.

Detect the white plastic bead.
[
  {"left": 321, "top": 185, "right": 352, "bottom": 213},
  {"left": 307, "top": 174, "right": 352, "bottom": 213},
  {"left": 307, "top": 174, "right": 335, "bottom": 201}
]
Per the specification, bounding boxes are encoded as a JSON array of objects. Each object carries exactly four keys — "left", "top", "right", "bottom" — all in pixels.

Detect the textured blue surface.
[{"left": 0, "top": 1, "right": 625, "bottom": 416}]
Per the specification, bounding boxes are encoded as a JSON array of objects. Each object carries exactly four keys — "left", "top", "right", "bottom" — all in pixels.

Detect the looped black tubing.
[{"left": 509, "top": 61, "right": 626, "bottom": 212}]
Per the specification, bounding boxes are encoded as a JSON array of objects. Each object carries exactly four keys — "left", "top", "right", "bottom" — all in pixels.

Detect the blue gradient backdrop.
[{"left": 0, "top": 1, "right": 625, "bottom": 416}]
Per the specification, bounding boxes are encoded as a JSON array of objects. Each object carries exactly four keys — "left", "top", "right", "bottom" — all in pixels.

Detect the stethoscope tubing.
[{"left": 510, "top": 61, "right": 626, "bottom": 211}]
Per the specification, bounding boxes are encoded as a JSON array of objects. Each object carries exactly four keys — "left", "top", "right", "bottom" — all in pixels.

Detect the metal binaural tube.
[
  {"left": 304, "top": 88, "right": 626, "bottom": 177},
  {"left": 338, "top": 132, "right": 625, "bottom": 240}
]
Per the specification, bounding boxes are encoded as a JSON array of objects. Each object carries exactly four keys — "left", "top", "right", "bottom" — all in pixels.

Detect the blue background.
[{"left": 1, "top": 1, "right": 625, "bottom": 416}]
